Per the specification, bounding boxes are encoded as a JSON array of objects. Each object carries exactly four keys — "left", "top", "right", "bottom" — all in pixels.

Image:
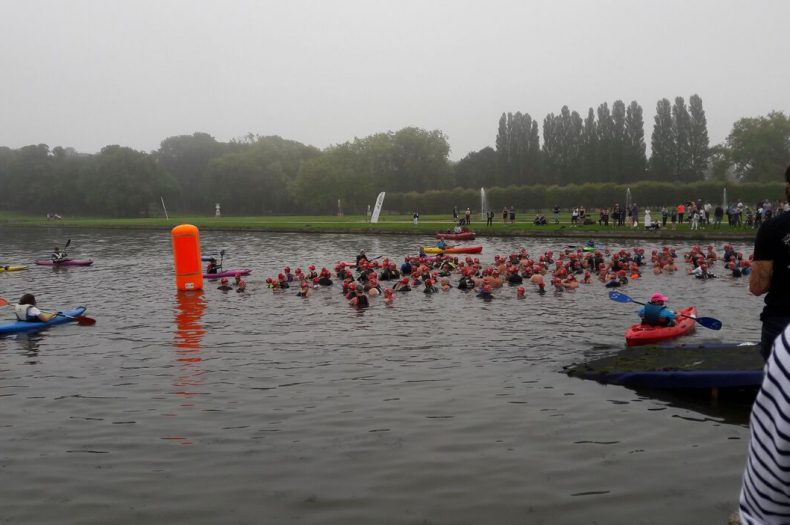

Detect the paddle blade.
[
  {"left": 695, "top": 316, "right": 722, "bottom": 330},
  {"left": 76, "top": 316, "right": 96, "bottom": 326},
  {"left": 0, "top": 297, "right": 8, "bottom": 307},
  {"left": 608, "top": 291, "right": 632, "bottom": 303},
  {"left": 65, "top": 239, "right": 71, "bottom": 250}
]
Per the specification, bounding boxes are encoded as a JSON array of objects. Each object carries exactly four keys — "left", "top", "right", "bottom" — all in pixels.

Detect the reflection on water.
[
  {"left": 633, "top": 387, "right": 757, "bottom": 426},
  {"left": 168, "top": 291, "right": 207, "bottom": 445},
  {"left": 17, "top": 331, "right": 43, "bottom": 363}
]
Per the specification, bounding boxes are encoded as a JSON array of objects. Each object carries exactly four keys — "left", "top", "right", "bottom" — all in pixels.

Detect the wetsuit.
[
  {"left": 353, "top": 294, "right": 369, "bottom": 308},
  {"left": 457, "top": 276, "right": 475, "bottom": 290}
]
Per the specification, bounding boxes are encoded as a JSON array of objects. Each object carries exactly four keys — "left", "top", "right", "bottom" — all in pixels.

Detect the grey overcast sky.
[{"left": 1, "top": 0, "right": 788, "bottom": 160}]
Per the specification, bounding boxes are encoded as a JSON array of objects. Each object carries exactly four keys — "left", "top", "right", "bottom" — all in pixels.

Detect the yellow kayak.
[{"left": 0, "top": 265, "right": 28, "bottom": 272}]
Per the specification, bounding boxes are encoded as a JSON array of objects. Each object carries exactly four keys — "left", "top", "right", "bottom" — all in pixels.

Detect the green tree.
[
  {"left": 453, "top": 147, "right": 497, "bottom": 189},
  {"left": 5, "top": 144, "right": 55, "bottom": 213},
  {"left": 291, "top": 144, "right": 375, "bottom": 214},
  {"left": 496, "top": 112, "right": 541, "bottom": 185},
  {"left": 580, "top": 108, "right": 598, "bottom": 182},
  {"left": 203, "top": 136, "right": 320, "bottom": 214},
  {"left": 672, "top": 96, "right": 692, "bottom": 180},
  {"left": 81, "top": 146, "right": 175, "bottom": 217},
  {"left": 650, "top": 98, "right": 674, "bottom": 179},
  {"left": 727, "top": 111, "right": 790, "bottom": 182},
  {"left": 156, "top": 132, "right": 227, "bottom": 212},
  {"left": 611, "top": 100, "right": 626, "bottom": 182},
  {"left": 688, "top": 94, "right": 709, "bottom": 181},
  {"left": 542, "top": 106, "right": 582, "bottom": 185},
  {"left": 596, "top": 103, "right": 613, "bottom": 182},
  {"left": 623, "top": 101, "right": 647, "bottom": 181},
  {"left": 390, "top": 127, "right": 451, "bottom": 191}
]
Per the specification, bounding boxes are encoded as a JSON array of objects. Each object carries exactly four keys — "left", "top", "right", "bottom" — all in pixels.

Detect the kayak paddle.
[
  {"left": 0, "top": 297, "right": 8, "bottom": 307},
  {"left": 54, "top": 312, "right": 96, "bottom": 326},
  {"left": 608, "top": 291, "right": 722, "bottom": 330}
]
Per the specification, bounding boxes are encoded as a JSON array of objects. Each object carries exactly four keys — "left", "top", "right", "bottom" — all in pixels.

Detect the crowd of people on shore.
[{"left": 463, "top": 198, "right": 788, "bottom": 231}]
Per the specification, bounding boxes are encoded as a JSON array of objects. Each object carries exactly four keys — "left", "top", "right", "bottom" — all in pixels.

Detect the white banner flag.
[{"left": 370, "top": 192, "right": 386, "bottom": 223}]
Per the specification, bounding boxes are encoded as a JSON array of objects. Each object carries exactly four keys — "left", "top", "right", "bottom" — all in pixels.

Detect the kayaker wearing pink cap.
[{"left": 639, "top": 293, "right": 676, "bottom": 326}]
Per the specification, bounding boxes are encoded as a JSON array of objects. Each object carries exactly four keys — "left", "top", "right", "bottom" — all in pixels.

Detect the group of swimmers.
[{"left": 224, "top": 242, "right": 752, "bottom": 310}]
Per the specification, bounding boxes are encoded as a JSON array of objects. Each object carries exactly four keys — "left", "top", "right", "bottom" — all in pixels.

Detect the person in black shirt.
[{"left": 751, "top": 164, "right": 790, "bottom": 360}]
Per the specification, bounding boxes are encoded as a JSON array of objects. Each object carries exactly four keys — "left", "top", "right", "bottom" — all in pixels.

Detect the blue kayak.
[{"left": 0, "top": 307, "right": 88, "bottom": 335}]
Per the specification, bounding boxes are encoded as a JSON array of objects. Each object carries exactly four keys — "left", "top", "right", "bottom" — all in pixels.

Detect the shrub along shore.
[{"left": 0, "top": 213, "right": 757, "bottom": 241}]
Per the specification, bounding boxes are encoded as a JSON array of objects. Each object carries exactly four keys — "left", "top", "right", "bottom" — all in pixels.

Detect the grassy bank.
[{"left": 0, "top": 212, "right": 758, "bottom": 241}]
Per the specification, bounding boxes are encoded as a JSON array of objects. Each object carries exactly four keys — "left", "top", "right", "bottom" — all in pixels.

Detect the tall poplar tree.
[
  {"left": 672, "top": 97, "right": 692, "bottom": 180},
  {"left": 688, "top": 94, "right": 709, "bottom": 180},
  {"left": 496, "top": 111, "right": 540, "bottom": 185},
  {"left": 580, "top": 108, "right": 598, "bottom": 182},
  {"left": 596, "top": 103, "right": 614, "bottom": 181},
  {"left": 650, "top": 98, "right": 674, "bottom": 179},
  {"left": 624, "top": 100, "right": 647, "bottom": 181},
  {"left": 611, "top": 100, "right": 626, "bottom": 182}
]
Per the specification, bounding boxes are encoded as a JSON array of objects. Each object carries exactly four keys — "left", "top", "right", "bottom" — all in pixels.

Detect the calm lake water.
[{"left": 0, "top": 227, "right": 762, "bottom": 524}]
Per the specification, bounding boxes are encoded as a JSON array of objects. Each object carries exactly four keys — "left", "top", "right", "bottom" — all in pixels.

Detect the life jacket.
[
  {"left": 15, "top": 304, "right": 38, "bottom": 322},
  {"left": 642, "top": 302, "right": 670, "bottom": 326}
]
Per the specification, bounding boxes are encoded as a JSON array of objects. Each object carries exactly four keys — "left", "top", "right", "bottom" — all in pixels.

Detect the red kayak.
[
  {"left": 34, "top": 259, "right": 93, "bottom": 267},
  {"left": 203, "top": 268, "right": 252, "bottom": 279},
  {"left": 625, "top": 306, "right": 696, "bottom": 347},
  {"left": 435, "top": 232, "right": 476, "bottom": 241},
  {"left": 422, "top": 245, "right": 483, "bottom": 254}
]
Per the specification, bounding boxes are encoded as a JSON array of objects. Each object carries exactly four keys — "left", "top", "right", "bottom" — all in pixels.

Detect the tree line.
[{"left": 0, "top": 98, "right": 788, "bottom": 217}]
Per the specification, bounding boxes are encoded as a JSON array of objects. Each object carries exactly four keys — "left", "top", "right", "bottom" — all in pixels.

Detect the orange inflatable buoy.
[{"left": 171, "top": 224, "right": 203, "bottom": 291}]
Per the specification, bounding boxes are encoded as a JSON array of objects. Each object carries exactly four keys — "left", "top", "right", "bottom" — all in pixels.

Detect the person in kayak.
[
  {"left": 206, "top": 258, "right": 219, "bottom": 274},
  {"left": 15, "top": 294, "right": 55, "bottom": 322},
  {"left": 217, "top": 278, "right": 233, "bottom": 291},
  {"left": 51, "top": 246, "right": 67, "bottom": 263},
  {"left": 639, "top": 293, "right": 676, "bottom": 327}
]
